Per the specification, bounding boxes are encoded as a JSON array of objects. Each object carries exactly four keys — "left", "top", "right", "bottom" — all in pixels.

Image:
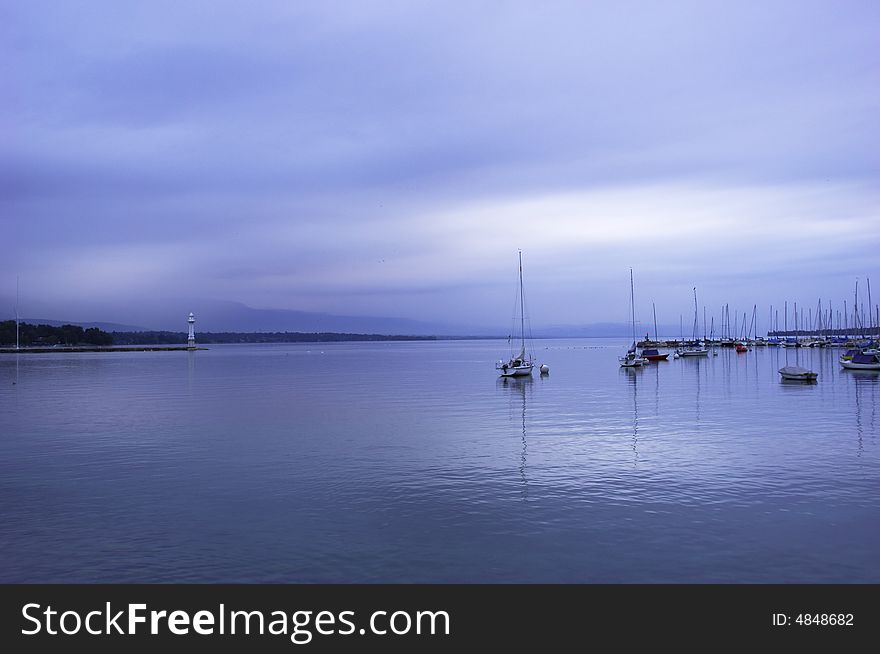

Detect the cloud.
[{"left": 2, "top": 1, "right": 879, "bottom": 328}]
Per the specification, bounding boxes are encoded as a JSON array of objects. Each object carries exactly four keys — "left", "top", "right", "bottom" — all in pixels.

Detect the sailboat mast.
[
  {"left": 703, "top": 305, "right": 707, "bottom": 340},
  {"left": 692, "top": 287, "right": 698, "bottom": 340},
  {"left": 630, "top": 268, "right": 636, "bottom": 343},
  {"left": 518, "top": 250, "right": 525, "bottom": 356},
  {"left": 15, "top": 275, "right": 20, "bottom": 351},
  {"left": 854, "top": 280, "right": 859, "bottom": 331},
  {"left": 727, "top": 304, "right": 730, "bottom": 339},
  {"left": 653, "top": 302, "right": 658, "bottom": 342},
  {"left": 828, "top": 300, "right": 832, "bottom": 339}
]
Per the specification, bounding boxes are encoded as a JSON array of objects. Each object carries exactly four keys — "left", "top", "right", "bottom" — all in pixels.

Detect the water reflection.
[
  {"left": 677, "top": 356, "right": 704, "bottom": 424},
  {"left": 780, "top": 377, "right": 818, "bottom": 388},
  {"left": 622, "top": 366, "right": 640, "bottom": 465},
  {"left": 852, "top": 370, "right": 878, "bottom": 457},
  {"left": 498, "top": 376, "right": 531, "bottom": 498},
  {"left": 651, "top": 360, "right": 660, "bottom": 418},
  {"left": 187, "top": 350, "right": 196, "bottom": 391}
]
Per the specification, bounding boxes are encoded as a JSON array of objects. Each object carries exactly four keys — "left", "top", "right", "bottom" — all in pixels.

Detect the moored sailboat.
[
  {"left": 640, "top": 302, "right": 669, "bottom": 361},
  {"left": 497, "top": 251, "right": 535, "bottom": 377},
  {"left": 679, "top": 287, "right": 709, "bottom": 357},
  {"left": 620, "top": 269, "right": 647, "bottom": 367},
  {"left": 840, "top": 352, "right": 880, "bottom": 371}
]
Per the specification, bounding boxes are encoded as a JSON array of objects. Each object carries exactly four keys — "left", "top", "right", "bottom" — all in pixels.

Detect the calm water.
[{"left": 1, "top": 340, "right": 878, "bottom": 583}]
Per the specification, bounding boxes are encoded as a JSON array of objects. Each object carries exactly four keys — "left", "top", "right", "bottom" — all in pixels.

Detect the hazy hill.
[{"left": 2, "top": 299, "right": 677, "bottom": 337}]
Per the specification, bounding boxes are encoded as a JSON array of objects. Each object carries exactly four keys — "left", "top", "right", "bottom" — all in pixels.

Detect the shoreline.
[{"left": 0, "top": 346, "right": 208, "bottom": 354}]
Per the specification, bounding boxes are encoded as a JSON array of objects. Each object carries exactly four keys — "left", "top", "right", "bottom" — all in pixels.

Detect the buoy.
[{"left": 540, "top": 364, "right": 550, "bottom": 374}]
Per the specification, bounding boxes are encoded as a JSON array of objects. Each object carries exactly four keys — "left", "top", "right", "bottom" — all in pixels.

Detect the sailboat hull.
[
  {"left": 498, "top": 363, "right": 534, "bottom": 377},
  {"left": 840, "top": 360, "right": 880, "bottom": 370}
]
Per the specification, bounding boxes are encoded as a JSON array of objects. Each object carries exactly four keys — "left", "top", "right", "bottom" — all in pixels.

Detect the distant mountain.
[
  {"left": 3, "top": 299, "right": 687, "bottom": 338},
  {"left": 3, "top": 299, "right": 496, "bottom": 336},
  {"left": 533, "top": 322, "right": 684, "bottom": 338},
  {"left": 135, "top": 300, "right": 494, "bottom": 335}
]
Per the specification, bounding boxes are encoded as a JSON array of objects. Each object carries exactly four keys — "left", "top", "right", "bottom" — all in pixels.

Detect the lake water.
[{"left": 1, "top": 340, "right": 878, "bottom": 582}]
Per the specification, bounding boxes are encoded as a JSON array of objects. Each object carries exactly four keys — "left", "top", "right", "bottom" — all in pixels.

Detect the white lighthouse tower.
[{"left": 187, "top": 312, "right": 196, "bottom": 349}]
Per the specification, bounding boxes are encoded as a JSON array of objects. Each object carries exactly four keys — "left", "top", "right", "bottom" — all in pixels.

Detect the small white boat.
[
  {"left": 679, "top": 344, "right": 709, "bottom": 357},
  {"left": 779, "top": 365, "right": 818, "bottom": 381},
  {"left": 840, "top": 353, "right": 880, "bottom": 370}
]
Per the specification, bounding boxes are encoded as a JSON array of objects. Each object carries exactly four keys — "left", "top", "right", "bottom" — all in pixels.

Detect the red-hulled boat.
[{"left": 735, "top": 343, "right": 748, "bottom": 353}]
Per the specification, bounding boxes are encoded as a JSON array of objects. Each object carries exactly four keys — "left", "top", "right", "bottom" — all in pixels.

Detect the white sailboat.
[
  {"left": 497, "top": 251, "right": 535, "bottom": 377},
  {"left": 840, "top": 352, "right": 880, "bottom": 371},
  {"left": 679, "top": 287, "right": 709, "bottom": 357},
  {"left": 620, "top": 269, "right": 647, "bottom": 367}
]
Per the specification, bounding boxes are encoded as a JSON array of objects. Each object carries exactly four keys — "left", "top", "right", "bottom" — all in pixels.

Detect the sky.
[{"left": 2, "top": 1, "right": 879, "bottom": 332}]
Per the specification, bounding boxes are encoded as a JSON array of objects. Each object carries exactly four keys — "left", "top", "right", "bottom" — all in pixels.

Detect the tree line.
[
  {"left": 0, "top": 321, "right": 113, "bottom": 346},
  {"left": 2, "top": 321, "right": 437, "bottom": 347}
]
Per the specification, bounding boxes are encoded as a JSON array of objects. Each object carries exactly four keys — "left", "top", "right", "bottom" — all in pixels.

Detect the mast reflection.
[
  {"left": 498, "top": 376, "right": 531, "bottom": 498},
  {"left": 622, "top": 366, "right": 640, "bottom": 465}
]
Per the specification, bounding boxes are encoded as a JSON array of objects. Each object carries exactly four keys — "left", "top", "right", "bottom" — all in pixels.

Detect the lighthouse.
[{"left": 187, "top": 312, "right": 196, "bottom": 349}]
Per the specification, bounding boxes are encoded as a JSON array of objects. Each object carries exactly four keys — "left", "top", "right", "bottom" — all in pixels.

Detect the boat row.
[{"left": 496, "top": 255, "right": 880, "bottom": 378}]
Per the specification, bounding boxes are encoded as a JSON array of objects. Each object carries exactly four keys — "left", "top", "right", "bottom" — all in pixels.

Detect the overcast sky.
[{"left": 3, "top": 1, "right": 878, "bottom": 330}]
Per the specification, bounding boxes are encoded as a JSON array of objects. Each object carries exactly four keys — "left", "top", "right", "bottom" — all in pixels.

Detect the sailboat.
[
  {"left": 840, "top": 352, "right": 880, "bottom": 371},
  {"left": 497, "top": 251, "right": 535, "bottom": 377},
  {"left": 679, "top": 287, "right": 709, "bottom": 357},
  {"left": 640, "top": 302, "right": 669, "bottom": 361},
  {"left": 620, "top": 269, "right": 647, "bottom": 367}
]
